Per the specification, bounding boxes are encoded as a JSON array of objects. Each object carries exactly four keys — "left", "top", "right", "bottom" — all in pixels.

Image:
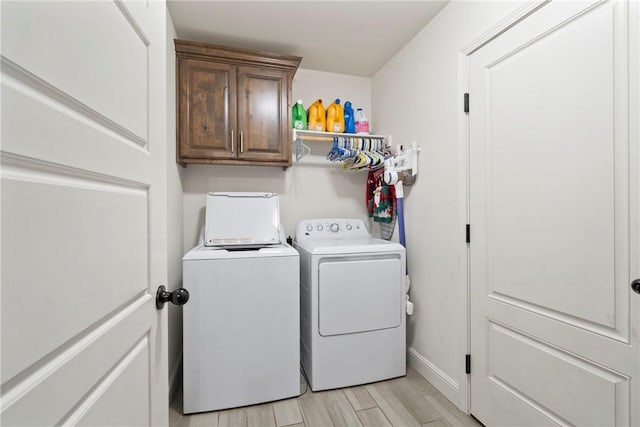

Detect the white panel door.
[
  {"left": 469, "top": 1, "right": 639, "bottom": 425},
  {"left": 1, "top": 1, "right": 169, "bottom": 426}
]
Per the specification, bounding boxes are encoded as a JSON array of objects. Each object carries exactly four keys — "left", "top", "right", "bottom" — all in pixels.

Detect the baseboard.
[
  {"left": 407, "top": 347, "right": 462, "bottom": 411},
  {"left": 169, "top": 351, "right": 183, "bottom": 404}
]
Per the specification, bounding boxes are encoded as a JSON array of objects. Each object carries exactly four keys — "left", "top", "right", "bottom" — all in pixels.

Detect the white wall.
[
  {"left": 182, "top": 68, "right": 373, "bottom": 252},
  {"left": 166, "top": 10, "right": 185, "bottom": 399},
  {"left": 292, "top": 68, "right": 373, "bottom": 131},
  {"left": 372, "top": 0, "right": 525, "bottom": 411}
]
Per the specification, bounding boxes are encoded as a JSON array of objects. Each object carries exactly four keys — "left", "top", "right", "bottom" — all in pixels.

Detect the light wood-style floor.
[{"left": 170, "top": 368, "right": 482, "bottom": 427}]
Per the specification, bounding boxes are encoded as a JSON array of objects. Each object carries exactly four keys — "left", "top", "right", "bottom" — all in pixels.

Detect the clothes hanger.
[{"left": 295, "top": 134, "right": 311, "bottom": 162}]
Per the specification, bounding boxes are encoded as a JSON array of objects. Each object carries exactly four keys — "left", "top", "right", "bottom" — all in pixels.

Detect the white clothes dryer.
[
  {"left": 182, "top": 193, "right": 300, "bottom": 414},
  {"left": 294, "top": 219, "right": 406, "bottom": 391}
]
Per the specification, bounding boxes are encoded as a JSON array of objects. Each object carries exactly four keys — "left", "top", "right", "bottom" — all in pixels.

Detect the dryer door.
[{"left": 318, "top": 255, "right": 403, "bottom": 336}]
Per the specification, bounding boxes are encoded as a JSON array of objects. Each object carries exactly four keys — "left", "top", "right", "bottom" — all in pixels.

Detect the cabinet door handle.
[
  {"left": 240, "top": 131, "right": 244, "bottom": 153},
  {"left": 231, "top": 130, "right": 234, "bottom": 153}
]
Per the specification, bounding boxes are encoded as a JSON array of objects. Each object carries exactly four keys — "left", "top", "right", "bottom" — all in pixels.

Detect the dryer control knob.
[
  {"left": 316, "top": 224, "right": 323, "bottom": 231},
  {"left": 330, "top": 223, "right": 339, "bottom": 233},
  {"left": 345, "top": 223, "right": 352, "bottom": 231},
  {"left": 306, "top": 224, "right": 313, "bottom": 232}
]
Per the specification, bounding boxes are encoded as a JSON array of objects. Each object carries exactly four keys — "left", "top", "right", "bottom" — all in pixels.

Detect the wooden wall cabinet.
[{"left": 175, "top": 40, "right": 301, "bottom": 167}]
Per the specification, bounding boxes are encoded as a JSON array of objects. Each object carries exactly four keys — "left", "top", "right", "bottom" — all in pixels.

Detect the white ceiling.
[{"left": 167, "top": 1, "right": 449, "bottom": 77}]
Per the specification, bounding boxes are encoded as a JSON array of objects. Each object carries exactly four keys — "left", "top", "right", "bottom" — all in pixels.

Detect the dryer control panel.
[{"left": 295, "top": 219, "right": 370, "bottom": 241}]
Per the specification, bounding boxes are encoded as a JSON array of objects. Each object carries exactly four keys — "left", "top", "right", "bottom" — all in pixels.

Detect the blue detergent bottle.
[{"left": 344, "top": 101, "right": 355, "bottom": 133}]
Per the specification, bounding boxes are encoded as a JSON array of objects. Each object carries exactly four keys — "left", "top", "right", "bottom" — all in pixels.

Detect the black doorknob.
[
  {"left": 156, "top": 286, "right": 190, "bottom": 309},
  {"left": 632, "top": 279, "right": 640, "bottom": 295}
]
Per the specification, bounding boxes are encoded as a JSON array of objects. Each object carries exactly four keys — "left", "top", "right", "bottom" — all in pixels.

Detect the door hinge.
[
  {"left": 466, "top": 224, "right": 470, "bottom": 243},
  {"left": 465, "top": 354, "right": 471, "bottom": 374},
  {"left": 464, "top": 93, "right": 469, "bottom": 113}
]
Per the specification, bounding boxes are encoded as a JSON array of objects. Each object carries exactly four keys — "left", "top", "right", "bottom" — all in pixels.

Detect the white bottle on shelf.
[{"left": 355, "top": 108, "right": 369, "bottom": 134}]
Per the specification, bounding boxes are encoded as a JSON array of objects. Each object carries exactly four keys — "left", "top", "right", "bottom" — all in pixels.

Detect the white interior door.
[
  {"left": 1, "top": 1, "right": 169, "bottom": 425},
  {"left": 469, "top": 1, "right": 639, "bottom": 425}
]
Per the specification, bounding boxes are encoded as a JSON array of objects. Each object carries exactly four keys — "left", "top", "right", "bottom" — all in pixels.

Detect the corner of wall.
[
  {"left": 372, "top": 0, "right": 527, "bottom": 415},
  {"left": 169, "top": 350, "right": 183, "bottom": 404},
  {"left": 166, "top": 6, "right": 185, "bottom": 402},
  {"left": 407, "top": 347, "right": 462, "bottom": 408}
]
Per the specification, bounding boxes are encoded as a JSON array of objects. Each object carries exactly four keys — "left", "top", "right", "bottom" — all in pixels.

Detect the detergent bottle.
[
  {"left": 307, "top": 99, "right": 326, "bottom": 132},
  {"left": 344, "top": 101, "right": 355, "bottom": 133},
  {"left": 355, "top": 108, "right": 370, "bottom": 134},
  {"left": 292, "top": 99, "right": 307, "bottom": 130},
  {"left": 326, "top": 99, "right": 345, "bottom": 133}
]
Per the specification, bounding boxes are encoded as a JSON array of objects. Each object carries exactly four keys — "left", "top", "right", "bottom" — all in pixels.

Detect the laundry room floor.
[{"left": 169, "top": 367, "right": 482, "bottom": 427}]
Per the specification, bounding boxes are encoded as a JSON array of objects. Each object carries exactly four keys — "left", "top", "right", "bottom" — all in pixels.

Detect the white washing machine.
[
  {"left": 294, "top": 218, "right": 406, "bottom": 391},
  {"left": 182, "top": 193, "right": 300, "bottom": 414}
]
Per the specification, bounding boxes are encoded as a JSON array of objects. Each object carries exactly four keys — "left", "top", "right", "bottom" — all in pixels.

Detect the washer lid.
[
  {"left": 183, "top": 243, "right": 298, "bottom": 260},
  {"left": 204, "top": 192, "right": 281, "bottom": 247}
]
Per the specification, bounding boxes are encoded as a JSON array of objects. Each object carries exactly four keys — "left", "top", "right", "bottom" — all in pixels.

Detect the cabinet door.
[
  {"left": 178, "top": 58, "right": 236, "bottom": 161},
  {"left": 237, "top": 66, "right": 290, "bottom": 165}
]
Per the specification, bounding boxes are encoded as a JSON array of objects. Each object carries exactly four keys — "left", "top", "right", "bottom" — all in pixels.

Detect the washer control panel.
[{"left": 295, "top": 219, "right": 370, "bottom": 241}]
